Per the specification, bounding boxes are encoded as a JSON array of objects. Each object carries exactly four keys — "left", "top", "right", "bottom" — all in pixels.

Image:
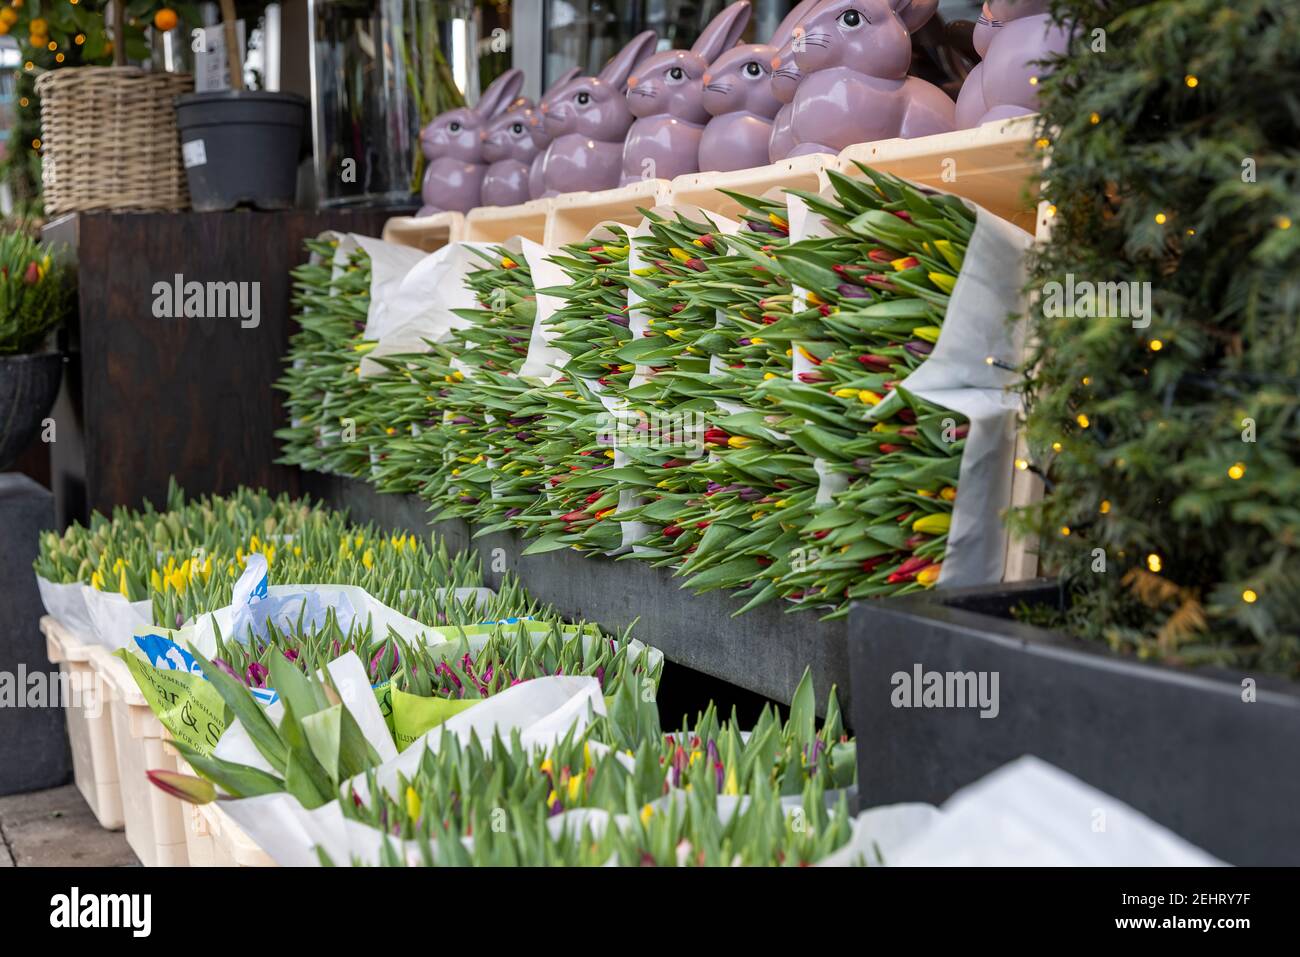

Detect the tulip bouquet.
[
  {"left": 340, "top": 668, "right": 855, "bottom": 865},
  {"left": 275, "top": 238, "right": 379, "bottom": 478},
  {"left": 419, "top": 246, "right": 542, "bottom": 524},
  {"left": 500, "top": 232, "right": 639, "bottom": 554},
  {"left": 162, "top": 643, "right": 385, "bottom": 811}
]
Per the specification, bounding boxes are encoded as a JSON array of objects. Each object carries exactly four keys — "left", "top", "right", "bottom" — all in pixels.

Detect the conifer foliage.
[{"left": 1016, "top": 1, "right": 1300, "bottom": 674}]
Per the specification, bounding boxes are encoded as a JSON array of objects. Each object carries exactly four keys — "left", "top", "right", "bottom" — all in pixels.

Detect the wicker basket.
[{"left": 36, "top": 67, "right": 194, "bottom": 215}]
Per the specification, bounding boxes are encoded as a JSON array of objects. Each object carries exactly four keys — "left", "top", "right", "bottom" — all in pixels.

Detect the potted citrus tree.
[{"left": 19, "top": 0, "right": 199, "bottom": 215}]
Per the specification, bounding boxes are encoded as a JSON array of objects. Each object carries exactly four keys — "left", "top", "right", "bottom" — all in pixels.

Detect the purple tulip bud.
[
  {"left": 594, "top": 665, "right": 605, "bottom": 688},
  {"left": 504, "top": 507, "right": 522, "bottom": 518},
  {"left": 246, "top": 662, "right": 269, "bottom": 688},
  {"left": 853, "top": 457, "right": 873, "bottom": 473},
  {"left": 738, "top": 338, "right": 752, "bottom": 346},
  {"left": 739, "top": 487, "right": 763, "bottom": 502},
  {"left": 837, "top": 283, "right": 871, "bottom": 299},
  {"left": 211, "top": 657, "right": 247, "bottom": 686},
  {"left": 905, "top": 340, "right": 934, "bottom": 357},
  {"left": 175, "top": 612, "right": 184, "bottom": 628},
  {"left": 606, "top": 313, "right": 630, "bottom": 327},
  {"left": 283, "top": 648, "right": 299, "bottom": 663}
]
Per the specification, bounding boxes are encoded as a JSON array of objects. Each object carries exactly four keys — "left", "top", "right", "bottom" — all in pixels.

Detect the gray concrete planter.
[{"left": 848, "top": 581, "right": 1300, "bottom": 865}]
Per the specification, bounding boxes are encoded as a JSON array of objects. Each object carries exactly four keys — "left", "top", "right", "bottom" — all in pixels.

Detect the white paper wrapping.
[
  {"left": 82, "top": 585, "right": 153, "bottom": 651},
  {"left": 357, "top": 240, "right": 500, "bottom": 377},
  {"left": 36, "top": 577, "right": 97, "bottom": 644},
  {"left": 890, "top": 757, "right": 1220, "bottom": 867}
]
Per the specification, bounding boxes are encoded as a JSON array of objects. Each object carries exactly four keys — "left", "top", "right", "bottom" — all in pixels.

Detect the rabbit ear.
[
  {"left": 474, "top": 68, "right": 526, "bottom": 120},
  {"left": 598, "top": 30, "right": 659, "bottom": 89},
  {"left": 545, "top": 66, "right": 583, "bottom": 96},
  {"left": 770, "top": 0, "right": 819, "bottom": 48},
  {"left": 892, "top": 0, "right": 941, "bottom": 33},
  {"left": 691, "top": 0, "right": 752, "bottom": 63}
]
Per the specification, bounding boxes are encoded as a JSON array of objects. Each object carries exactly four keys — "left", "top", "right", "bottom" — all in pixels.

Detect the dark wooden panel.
[{"left": 45, "top": 208, "right": 405, "bottom": 522}]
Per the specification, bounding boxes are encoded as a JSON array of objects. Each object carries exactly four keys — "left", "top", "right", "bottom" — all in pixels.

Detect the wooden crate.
[
  {"left": 667, "top": 153, "right": 835, "bottom": 221},
  {"left": 544, "top": 180, "right": 672, "bottom": 246},
  {"left": 464, "top": 198, "right": 552, "bottom": 244},
  {"left": 381, "top": 210, "right": 465, "bottom": 251},
  {"left": 837, "top": 115, "right": 1042, "bottom": 232}
]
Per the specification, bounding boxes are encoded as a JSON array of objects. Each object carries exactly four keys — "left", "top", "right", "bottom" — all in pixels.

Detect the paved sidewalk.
[{"left": 0, "top": 784, "right": 138, "bottom": 866}]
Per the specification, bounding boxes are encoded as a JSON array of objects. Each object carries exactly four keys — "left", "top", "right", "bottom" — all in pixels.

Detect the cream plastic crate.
[
  {"left": 667, "top": 153, "right": 836, "bottom": 220},
  {"left": 97, "top": 651, "right": 189, "bottom": 866},
  {"left": 41, "top": 616, "right": 124, "bottom": 830},
  {"left": 170, "top": 749, "right": 275, "bottom": 867},
  {"left": 544, "top": 179, "right": 672, "bottom": 246},
  {"left": 381, "top": 210, "right": 465, "bottom": 251},
  {"left": 836, "top": 115, "right": 1042, "bottom": 231},
  {"left": 464, "top": 198, "right": 552, "bottom": 244}
]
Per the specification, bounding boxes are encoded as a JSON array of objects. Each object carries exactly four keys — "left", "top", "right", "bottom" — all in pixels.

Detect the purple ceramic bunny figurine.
[
  {"left": 481, "top": 98, "right": 539, "bottom": 207},
  {"left": 767, "top": 0, "right": 823, "bottom": 163},
  {"left": 418, "top": 68, "right": 526, "bottom": 216},
  {"left": 619, "top": 2, "right": 751, "bottom": 186},
  {"left": 527, "top": 67, "right": 583, "bottom": 200},
  {"left": 539, "top": 32, "right": 659, "bottom": 197},
  {"left": 700, "top": 0, "right": 820, "bottom": 172},
  {"left": 954, "top": 1, "right": 1071, "bottom": 128},
  {"left": 787, "top": 0, "right": 953, "bottom": 155}
]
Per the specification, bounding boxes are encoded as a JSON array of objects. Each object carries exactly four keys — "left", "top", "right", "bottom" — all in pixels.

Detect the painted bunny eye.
[
  {"left": 512, "top": 123, "right": 524, "bottom": 134},
  {"left": 666, "top": 66, "right": 687, "bottom": 84},
  {"left": 744, "top": 62, "right": 763, "bottom": 78},
  {"left": 576, "top": 91, "right": 590, "bottom": 105},
  {"left": 449, "top": 121, "right": 462, "bottom": 132},
  {"left": 838, "top": 9, "right": 867, "bottom": 28}
]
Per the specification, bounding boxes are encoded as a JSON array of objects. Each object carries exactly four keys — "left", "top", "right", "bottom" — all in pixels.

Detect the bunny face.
[
  {"left": 703, "top": 44, "right": 782, "bottom": 120},
  {"left": 792, "top": 0, "right": 915, "bottom": 81},
  {"left": 529, "top": 67, "right": 583, "bottom": 149},
  {"left": 626, "top": 49, "right": 711, "bottom": 125},
  {"left": 420, "top": 107, "right": 483, "bottom": 163},
  {"left": 544, "top": 76, "right": 636, "bottom": 142},
  {"left": 482, "top": 107, "right": 538, "bottom": 164},
  {"left": 974, "top": 0, "right": 1051, "bottom": 57},
  {"left": 770, "top": 40, "right": 802, "bottom": 104}
]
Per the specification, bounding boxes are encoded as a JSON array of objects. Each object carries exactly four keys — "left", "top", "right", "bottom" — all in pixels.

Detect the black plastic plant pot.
[
  {"left": 848, "top": 580, "right": 1300, "bottom": 865},
  {"left": 0, "top": 352, "right": 62, "bottom": 470},
  {"left": 176, "top": 91, "right": 307, "bottom": 212}
]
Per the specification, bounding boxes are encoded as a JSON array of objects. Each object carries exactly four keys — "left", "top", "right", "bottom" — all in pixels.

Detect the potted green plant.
[
  {"left": 0, "top": 229, "right": 72, "bottom": 470},
  {"left": 174, "top": 0, "right": 308, "bottom": 210}
]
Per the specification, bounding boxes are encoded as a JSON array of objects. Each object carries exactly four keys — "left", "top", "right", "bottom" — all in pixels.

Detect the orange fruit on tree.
[
  {"left": 154, "top": 8, "right": 178, "bottom": 31},
  {"left": 29, "top": 15, "right": 44, "bottom": 32},
  {"left": 0, "top": 22, "right": 9, "bottom": 36},
  {"left": 0, "top": 8, "right": 17, "bottom": 25}
]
